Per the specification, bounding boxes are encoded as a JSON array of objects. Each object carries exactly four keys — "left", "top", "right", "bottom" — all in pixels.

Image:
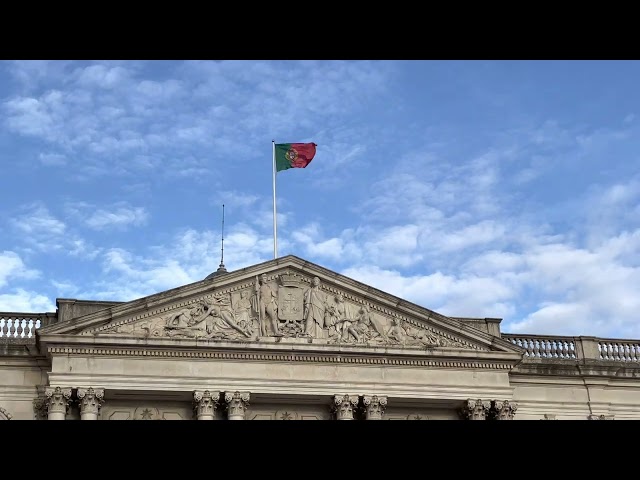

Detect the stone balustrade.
[
  {"left": 494, "top": 334, "right": 640, "bottom": 363},
  {"left": 598, "top": 339, "right": 640, "bottom": 362},
  {"left": 0, "top": 313, "right": 56, "bottom": 340},
  {"left": 503, "top": 334, "right": 578, "bottom": 359}
]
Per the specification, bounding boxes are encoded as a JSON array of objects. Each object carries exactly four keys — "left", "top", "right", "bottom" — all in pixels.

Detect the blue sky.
[{"left": 1, "top": 60, "right": 639, "bottom": 339}]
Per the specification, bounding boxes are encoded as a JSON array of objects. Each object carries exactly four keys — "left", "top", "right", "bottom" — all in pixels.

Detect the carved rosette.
[
  {"left": 44, "top": 387, "right": 72, "bottom": 420},
  {"left": 462, "top": 399, "right": 491, "bottom": 420},
  {"left": 194, "top": 390, "right": 220, "bottom": 420},
  {"left": 362, "top": 395, "right": 387, "bottom": 420},
  {"left": 77, "top": 387, "right": 105, "bottom": 419},
  {"left": 225, "top": 391, "right": 250, "bottom": 420},
  {"left": 492, "top": 400, "right": 518, "bottom": 420},
  {"left": 332, "top": 394, "right": 360, "bottom": 420}
]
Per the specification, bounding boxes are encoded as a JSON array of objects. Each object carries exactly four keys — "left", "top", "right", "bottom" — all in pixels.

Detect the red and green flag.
[{"left": 275, "top": 142, "right": 317, "bottom": 172}]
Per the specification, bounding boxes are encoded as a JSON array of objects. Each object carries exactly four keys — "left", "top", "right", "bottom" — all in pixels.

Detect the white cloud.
[
  {"left": 0, "top": 289, "right": 55, "bottom": 312},
  {"left": 85, "top": 206, "right": 149, "bottom": 230},
  {"left": 11, "top": 204, "right": 66, "bottom": 236},
  {"left": 0, "top": 251, "right": 40, "bottom": 287},
  {"left": 39, "top": 152, "right": 67, "bottom": 166}
]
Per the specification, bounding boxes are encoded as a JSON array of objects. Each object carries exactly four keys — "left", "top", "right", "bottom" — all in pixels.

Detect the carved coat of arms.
[{"left": 277, "top": 274, "right": 304, "bottom": 322}]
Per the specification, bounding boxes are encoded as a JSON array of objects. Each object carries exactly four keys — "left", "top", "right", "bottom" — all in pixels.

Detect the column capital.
[
  {"left": 225, "top": 391, "right": 250, "bottom": 420},
  {"left": 44, "top": 387, "right": 72, "bottom": 419},
  {"left": 462, "top": 399, "right": 491, "bottom": 420},
  {"left": 491, "top": 400, "right": 518, "bottom": 420},
  {"left": 77, "top": 387, "right": 105, "bottom": 419},
  {"left": 194, "top": 390, "right": 221, "bottom": 419},
  {"left": 362, "top": 395, "right": 387, "bottom": 420},
  {"left": 588, "top": 414, "right": 614, "bottom": 420},
  {"left": 332, "top": 394, "right": 359, "bottom": 420}
]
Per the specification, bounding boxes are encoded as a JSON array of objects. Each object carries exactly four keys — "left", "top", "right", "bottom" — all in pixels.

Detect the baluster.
[
  {"left": 549, "top": 340, "right": 558, "bottom": 358},
  {"left": 615, "top": 343, "right": 623, "bottom": 361},
  {"left": 16, "top": 319, "right": 24, "bottom": 338},
  {"left": 8, "top": 319, "right": 16, "bottom": 338},
  {"left": 35, "top": 319, "right": 41, "bottom": 331},
  {"left": 0, "top": 319, "right": 5, "bottom": 337},
  {"left": 633, "top": 345, "right": 639, "bottom": 362},
  {"left": 561, "top": 341, "right": 569, "bottom": 359},
  {"left": 603, "top": 343, "right": 611, "bottom": 360},
  {"left": 542, "top": 340, "right": 550, "bottom": 357},
  {"left": 621, "top": 344, "right": 629, "bottom": 362}
]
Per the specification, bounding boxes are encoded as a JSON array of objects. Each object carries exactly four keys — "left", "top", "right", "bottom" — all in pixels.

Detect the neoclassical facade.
[{"left": 0, "top": 255, "right": 638, "bottom": 420}]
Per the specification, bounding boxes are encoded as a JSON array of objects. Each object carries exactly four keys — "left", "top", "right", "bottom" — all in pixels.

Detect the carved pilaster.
[
  {"left": 194, "top": 390, "right": 220, "bottom": 420},
  {"left": 491, "top": 400, "right": 518, "bottom": 420},
  {"left": 332, "top": 394, "right": 359, "bottom": 420},
  {"left": 33, "top": 398, "right": 48, "bottom": 420},
  {"left": 462, "top": 399, "right": 491, "bottom": 420},
  {"left": 362, "top": 395, "right": 387, "bottom": 420},
  {"left": 77, "top": 388, "right": 104, "bottom": 420},
  {"left": 225, "top": 391, "right": 250, "bottom": 420},
  {"left": 44, "top": 387, "right": 72, "bottom": 420}
]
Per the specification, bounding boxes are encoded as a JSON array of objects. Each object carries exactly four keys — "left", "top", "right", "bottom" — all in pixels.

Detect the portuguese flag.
[{"left": 275, "top": 143, "right": 317, "bottom": 172}]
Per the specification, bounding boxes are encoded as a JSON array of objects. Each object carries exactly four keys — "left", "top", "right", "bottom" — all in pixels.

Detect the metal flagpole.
[{"left": 272, "top": 140, "right": 277, "bottom": 259}]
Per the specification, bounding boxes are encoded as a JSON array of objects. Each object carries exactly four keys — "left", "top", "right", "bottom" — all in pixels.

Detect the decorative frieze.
[
  {"left": 194, "top": 390, "right": 221, "bottom": 420},
  {"left": 362, "top": 395, "right": 387, "bottom": 420},
  {"left": 44, "top": 387, "right": 72, "bottom": 420},
  {"left": 332, "top": 394, "right": 359, "bottom": 420},
  {"left": 225, "top": 391, "right": 250, "bottom": 420},
  {"left": 77, "top": 387, "right": 105, "bottom": 420},
  {"left": 462, "top": 399, "right": 491, "bottom": 420}
]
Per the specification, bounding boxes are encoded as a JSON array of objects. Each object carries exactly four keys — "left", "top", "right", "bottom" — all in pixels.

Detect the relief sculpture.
[{"left": 90, "top": 271, "right": 474, "bottom": 349}]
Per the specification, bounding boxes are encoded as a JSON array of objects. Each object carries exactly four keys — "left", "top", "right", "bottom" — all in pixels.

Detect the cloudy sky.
[{"left": 1, "top": 60, "right": 639, "bottom": 339}]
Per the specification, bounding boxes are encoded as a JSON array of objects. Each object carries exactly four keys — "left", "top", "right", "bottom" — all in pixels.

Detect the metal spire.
[{"left": 217, "top": 204, "right": 227, "bottom": 274}]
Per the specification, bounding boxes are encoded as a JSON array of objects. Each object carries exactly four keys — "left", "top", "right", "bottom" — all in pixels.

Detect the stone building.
[{"left": 0, "top": 255, "right": 637, "bottom": 420}]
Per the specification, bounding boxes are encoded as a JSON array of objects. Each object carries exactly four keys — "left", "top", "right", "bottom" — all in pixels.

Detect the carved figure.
[
  {"left": 387, "top": 317, "right": 407, "bottom": 344},
  {"left": 201, "top": 293, "right": 253, "bottom": 339},
  {"left": 303, "top": 277, "right": 327, "bottom": 337},
  {"left": 256, "top": 274, "right": 281, "bottom": 337},
  {"left": 324, "top": 294, "right": 346, "bottom": 338},
  {"left": 234, "top": 290, "right": 255, "bottom": 330}
]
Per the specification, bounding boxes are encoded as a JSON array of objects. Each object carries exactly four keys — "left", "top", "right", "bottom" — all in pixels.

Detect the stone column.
[
  {"left": 362, "top": 395, "right": 387, "bottom": 420},
  {"left": 77, "top": 387, "right": 104, "bottom": 420},
  {"left": 462, "top": 399, "right": 491, "bottom": 420},
  {"left": 225, "top": 391, "right": 250, "bottom": 420},
  {"left": 492, "top": 400, "right": 518, "bottom": 420},
  {"left": 44, "top": 387, "right": 72, "bottom": 420},
  {"left": 332, "top": 394, "right": 359, "bottom": 420},
  {"left": 194, "top": 390, "right": 220, "bottom": 420}
]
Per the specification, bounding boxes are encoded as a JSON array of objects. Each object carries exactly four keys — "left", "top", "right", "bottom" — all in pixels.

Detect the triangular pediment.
[{"left": 38, "top": 256, "right": 521, "bottom": 355}]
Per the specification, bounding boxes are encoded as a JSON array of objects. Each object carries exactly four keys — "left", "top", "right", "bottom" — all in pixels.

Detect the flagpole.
[{"left": 272, "top": 140, "right": 277, "bottom": 259}]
